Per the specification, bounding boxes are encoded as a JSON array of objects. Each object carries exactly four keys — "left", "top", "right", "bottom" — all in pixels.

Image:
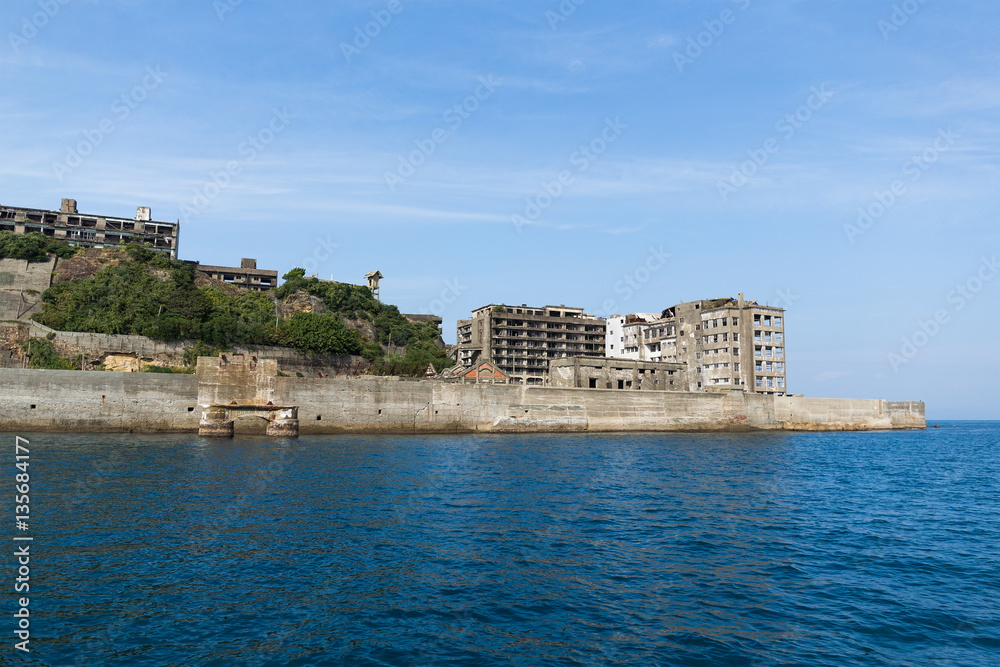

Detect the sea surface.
[{"left": 8, "top": 422, "right": 1000, "bottom": 666}]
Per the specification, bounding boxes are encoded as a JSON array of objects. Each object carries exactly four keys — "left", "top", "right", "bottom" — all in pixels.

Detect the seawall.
[{"left": 0, "top": 369, "right": 925, "bottom": 434}]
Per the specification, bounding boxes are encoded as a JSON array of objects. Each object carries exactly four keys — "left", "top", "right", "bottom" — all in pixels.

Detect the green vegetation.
[
  {"left": 19, "top": 338, "right": 79, "bottom": 370},
  {"left": 36, "top": 245, "right": 277, "bottom": 347},
  {"left": 275, "top": 268, "right": 452, "bottom": 372},
  {"left": 31, "top": 251, "right": 452, "bottom": 373},
  {"left": 0, "top": 231, "right": 77, "bottom": 263}
]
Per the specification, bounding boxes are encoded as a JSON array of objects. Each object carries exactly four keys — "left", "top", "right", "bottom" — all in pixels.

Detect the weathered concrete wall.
[
  {"left": 0, "top": 369, "right": 199, "bottom": 433},
  {"left": 0, "top": 322, "right": 366, "bottom": 375},
  {"left": 197, "top": 354, "right": 277, "bottom": 406},
  {"left": 774, "top": 396, "right": 926, "bottom": 431},
  {"left": 0, "top": 368, "right": 925, "bottom": 434},
  {"left": 0, "top": 258, "right": 55, "bottom": 321}
]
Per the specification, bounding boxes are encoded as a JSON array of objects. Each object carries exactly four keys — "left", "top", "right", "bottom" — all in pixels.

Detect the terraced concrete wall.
[{"left": 0, "top": 370, "right": 925, "bottom": 434}]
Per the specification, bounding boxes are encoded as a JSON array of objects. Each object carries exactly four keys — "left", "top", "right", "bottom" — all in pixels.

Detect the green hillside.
[{"left": 28, "top": 242, "right": 451, "bottom": 373}]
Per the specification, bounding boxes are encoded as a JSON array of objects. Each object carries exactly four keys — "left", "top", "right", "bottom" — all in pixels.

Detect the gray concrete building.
[
  {"left": 549, "top": 357, "right": 687, "bottom": 391},
  {"left": 0, "top": 198, "right": 179, "bottom": 259},
  {"left": 195, "top": 258, "right": 278, "bottom": 291},
  {"left": 608, "top": 294, "right": 787, "bottom": 395},
  {"left": 457, "top": 304, "right": 606, "bottom": 385}
]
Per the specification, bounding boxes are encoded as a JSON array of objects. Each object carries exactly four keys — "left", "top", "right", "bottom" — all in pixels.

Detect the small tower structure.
[{"left": 365, "top": 270, "right": 383, "bottom": 302}]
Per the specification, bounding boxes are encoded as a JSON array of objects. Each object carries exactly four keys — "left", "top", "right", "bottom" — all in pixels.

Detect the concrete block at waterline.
[
  {"left": 0, "top": 369, "right": 199, "bottom": 433},
  {"left": 774, "top": 396, "right": 925, "bottom": 431}
]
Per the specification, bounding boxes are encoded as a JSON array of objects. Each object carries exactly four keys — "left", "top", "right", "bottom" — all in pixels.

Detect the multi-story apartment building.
[
  {"left": 457, "top": 304, "right": 606, "bottom": 385},
  {"left": 608, "top": 294, "right": 787, "bottom": 395},
  {"left": 0, "top": 198, "right": 179, "bottom": 259}
]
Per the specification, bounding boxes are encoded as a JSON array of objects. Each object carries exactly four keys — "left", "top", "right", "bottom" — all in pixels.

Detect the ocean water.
[{"left": 9, "top": 422, "right": 999, "bottom": 666}]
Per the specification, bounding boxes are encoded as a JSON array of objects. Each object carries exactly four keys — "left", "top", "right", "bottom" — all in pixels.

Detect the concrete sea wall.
[
  {"left": 0, "top": 369, "right": 199, "bottom": 433},
  {"left": 0, "top": 369, "right": 925, "bottom": 434}
]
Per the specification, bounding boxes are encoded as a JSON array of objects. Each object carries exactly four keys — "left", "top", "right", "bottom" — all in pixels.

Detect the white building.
[{"left": 605, "top": 313, "right": 659, "bottom": 360}]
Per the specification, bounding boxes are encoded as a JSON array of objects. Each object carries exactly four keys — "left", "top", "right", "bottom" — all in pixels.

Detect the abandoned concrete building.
[
  {"left": 456, "top": 304, "right": 606, "bottom": 385},
  {"left": 606, "top": 294, "right": 787, "bottom": 395},
  {"left": 549, "top": 357, "right": 688, "bottom": 391},
  {"left": 0, "top": 198, "right": 179, "bottom": 259},
  {"left": 194, "top": 258, "right": 278, "bottom": 291}
]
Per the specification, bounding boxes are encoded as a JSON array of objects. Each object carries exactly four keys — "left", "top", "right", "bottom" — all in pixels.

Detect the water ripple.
[{"left": 14, "top": 423, "right": 1000, "bottom": 666}]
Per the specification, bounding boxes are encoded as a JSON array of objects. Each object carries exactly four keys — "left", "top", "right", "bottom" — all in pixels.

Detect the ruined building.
[
  {"left": 456, "top": 304, "right": 606, "bottom": 385},
  {"left": 194, "top": 258, "right": 278, "bottom": 291},
  {"left": 0, "top": 198, "right": 179, "bottom": 259},
  {"left": 606, "top": 294, "right": 787, "bottom": 395}
]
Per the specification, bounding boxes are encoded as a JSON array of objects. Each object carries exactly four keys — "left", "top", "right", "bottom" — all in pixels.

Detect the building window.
[
  {"left": 777, "top": 377, "right": 784, "bottom": 388},
  {"left": 765, "top": 348, "right": 773, "bottom": 358},
  {"left": 755, "top": 347, "right": 762, "bottom": 358},
  {"left": 733, "top": 333, "right": 739, "bottom": 341},
  {"left": 733, "top": 317, "right": 739, "bottom": 326},
  {"left": 733, "top": 347, "right": 739, "bottom": 356},
  {"left": 734, "top": 363, "right": 740, "bottom": 372},
  {"left": 777, "top": 363, "right": 784, "bottom": 373},
  {"left": 754, "top": 315, "right": 761, "bottom": 325},
  {"left": 756, "top": 362, "right": 763, "bottom": 372},
  {"left": 756, "top": 377, "right": 763, "bottom": 388},
  {"left": 764, "top": 333, "right": 772, "bottom": 343},
  {"left": 776, "top": 333, "right": 783, "bottom": 343},
  {"left": 754, "top": 330, "right": 762, "bottom": 342},
  {"left": 722, "top": 318, "right": 728, "bottom": 326},
  {"left": 775, "top": 317, "right": 782, "bottom": 327},
  {"left": 776, "top": 348, "right": 783, "bottom": 358},
  {"left": 764, "top": 316, "right": 771, "bottom": 326},
  {"left": 767, "top": 377, "right": 774, "bottom": 388},
  {"left": 765, "top": 362, "right": 773, "bottom": 372}
]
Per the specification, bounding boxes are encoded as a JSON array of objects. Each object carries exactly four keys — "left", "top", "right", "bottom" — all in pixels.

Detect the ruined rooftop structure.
[
  {"left": 194, "top": 258, "right": 278, "bottom": 291},
  {"left": 0, "top": 198, "right": 179, "bottom": 259}
]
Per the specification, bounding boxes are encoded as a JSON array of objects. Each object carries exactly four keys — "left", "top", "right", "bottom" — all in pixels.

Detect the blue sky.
[{"left": 2, "top": 0, "right": 998, "bottom": 418}]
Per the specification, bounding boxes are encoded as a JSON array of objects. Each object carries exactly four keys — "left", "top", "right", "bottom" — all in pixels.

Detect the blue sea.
[{"left": 8, "top": 422, "right": 1000, "bottom": 666}]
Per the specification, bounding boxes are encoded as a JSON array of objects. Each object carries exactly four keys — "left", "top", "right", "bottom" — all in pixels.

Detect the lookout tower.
[{"left": 365, "top": 270, "right": 383, "bottom": 302}]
